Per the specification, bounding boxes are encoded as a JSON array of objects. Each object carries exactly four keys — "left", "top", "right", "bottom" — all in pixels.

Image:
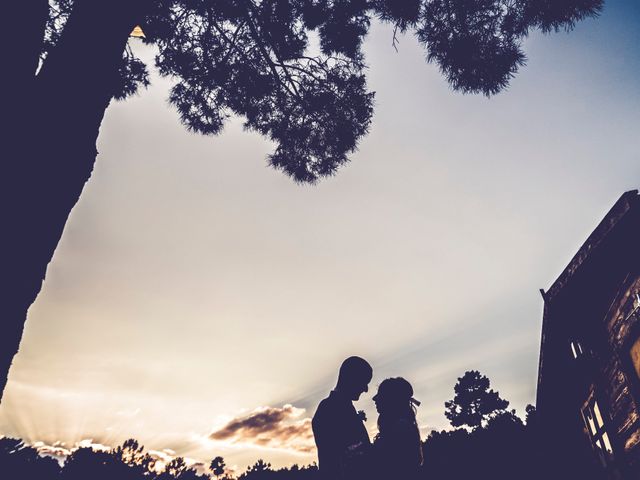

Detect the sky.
[{"left": 1, "top": 0, "right": 639, "bottom": 473}]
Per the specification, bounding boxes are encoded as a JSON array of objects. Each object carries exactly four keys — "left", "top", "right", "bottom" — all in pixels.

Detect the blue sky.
[{"left": 1, "top": 0, "right": 639, "bottom": 472}]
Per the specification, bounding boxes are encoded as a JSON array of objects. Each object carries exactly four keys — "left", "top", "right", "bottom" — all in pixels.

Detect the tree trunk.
[
  {"left": 0, "top": 0, "right": 50, "bottom": 402},
  {"left": 1, "top": 0, "right": 152, "bottom": 401},
  {"left": 1, "top": 1, "right": 49, "bottom": 86}
]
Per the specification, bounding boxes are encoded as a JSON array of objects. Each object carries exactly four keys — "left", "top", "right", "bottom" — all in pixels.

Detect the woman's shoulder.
[
  {"left": 375, "top": 419, "right": 419, "bottom": 449},
  {"left": 372, "top": 423, "right": 422, "bottom": 479}
]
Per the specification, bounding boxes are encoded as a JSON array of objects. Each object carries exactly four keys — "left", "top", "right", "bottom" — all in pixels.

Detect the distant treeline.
[
  {"left": 0, "top": 436, "right": 319, "bottom": 480},
  {"left": 1, "top": 371, "right": 546, "bottom": 480}
]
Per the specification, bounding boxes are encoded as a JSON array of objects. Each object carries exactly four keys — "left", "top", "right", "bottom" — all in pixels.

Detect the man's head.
[{"left": 336, "top": 356, "right": 373, "bottom": 401}]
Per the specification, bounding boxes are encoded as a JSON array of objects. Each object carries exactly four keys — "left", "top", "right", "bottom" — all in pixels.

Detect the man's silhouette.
[{"left": 312, "top": 356, "right": 373, "bottom": 480}]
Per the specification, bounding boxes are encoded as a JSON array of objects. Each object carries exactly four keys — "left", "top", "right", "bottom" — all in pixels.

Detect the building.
[{"left": 537, "top": 190, "right": 640, "bottom": 479}]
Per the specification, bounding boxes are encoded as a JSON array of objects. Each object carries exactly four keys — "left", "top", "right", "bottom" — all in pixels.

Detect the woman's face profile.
[{"left": 372, "top": 389, "right": 388, "bottom": 413}]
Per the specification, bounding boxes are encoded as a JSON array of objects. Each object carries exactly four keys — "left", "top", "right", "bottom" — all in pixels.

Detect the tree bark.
[
  {"left": 1, "top": 0, "right": 152, "bottom": 401},
  {"left": 1, "top": 1, "right": 49, "bottom": 85},
  {"left": 1, "top": 0, "right": 51, "bottom": 403}
]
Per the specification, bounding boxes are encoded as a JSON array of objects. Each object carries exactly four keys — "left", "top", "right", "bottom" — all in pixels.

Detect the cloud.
[
  {"left": 33, "top": 443, "right": 71, "bottom": 464},
  {"left": 209, "top": 405, "right": 315, "bottom": 453},
  {"left": 33, "top": 439, "right": 112, "bottom": 465}
]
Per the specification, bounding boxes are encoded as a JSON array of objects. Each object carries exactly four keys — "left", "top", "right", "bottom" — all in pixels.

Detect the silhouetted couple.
[{"left": 312, "top": 356, "right": 423, "bottom": 480}]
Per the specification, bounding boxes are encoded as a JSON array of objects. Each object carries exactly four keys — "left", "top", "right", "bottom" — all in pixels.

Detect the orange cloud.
[{"left": 209, "top": 405, "right": 315, "bottom": 453}]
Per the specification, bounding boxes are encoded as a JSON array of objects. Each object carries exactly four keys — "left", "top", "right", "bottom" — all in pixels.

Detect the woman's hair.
[{"left": 375, "top": 377, "right": 423, "bottom": 465}]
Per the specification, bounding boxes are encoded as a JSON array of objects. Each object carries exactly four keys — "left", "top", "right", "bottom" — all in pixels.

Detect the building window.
[
  {"left": 570, "top": 340, "right": 584, "bottom": 359},
  {"left": 630, "top": 337, "right": 640, "bottom": 380},
  {"left": 581, "top": 396, "right": 614, "bottom": 468}
]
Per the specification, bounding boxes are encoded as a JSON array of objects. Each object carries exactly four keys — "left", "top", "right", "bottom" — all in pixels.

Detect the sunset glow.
[{"left": 1, "top": 1, "right": 639, "bottom": 473}]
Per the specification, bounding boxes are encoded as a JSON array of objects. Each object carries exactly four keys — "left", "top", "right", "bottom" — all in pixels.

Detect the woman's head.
[
  {"left": 373, "top": 377, "right": 418, "bottom": 415},
  {"left": 373, "top": 377, "right": 423, "bottom": 467}
]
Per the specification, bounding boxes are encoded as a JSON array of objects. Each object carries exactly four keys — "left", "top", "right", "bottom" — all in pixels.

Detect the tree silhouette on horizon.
[
  {"left": 422, "top": 371, "right": 548, "bottom": 480},
  {"left": 210, "top": 456, "right": 227, "bottom": 479},
  {"left": 0, "top": 437, "right": 61, "bottom": 479},
  {"left": 444, "top": 370, "right": 510, "bottom": 429},
  {"left": 0, "top": 437, "right": 323, "bottom": 480},
  {"left": 1, "top": 0, "right": 603, "bottom": 400},
  {"left": 0, "top": 374, "right": 593, "bottom": 480},
  {"left": 0, "top": 370, "right": 544, "bottom": 480}
]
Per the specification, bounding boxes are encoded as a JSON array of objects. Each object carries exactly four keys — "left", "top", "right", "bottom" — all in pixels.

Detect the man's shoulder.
[
  {"left": 313, "top": 395, "right": 334, "bottom": 419},
  {"left": 313, "top": 392, "right": 348, "bottom": 423}
]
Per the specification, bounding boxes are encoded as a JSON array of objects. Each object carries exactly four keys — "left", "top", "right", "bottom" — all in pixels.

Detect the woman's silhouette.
[{"left": 372, "top": 377, "right": 423, "bottom": 479}]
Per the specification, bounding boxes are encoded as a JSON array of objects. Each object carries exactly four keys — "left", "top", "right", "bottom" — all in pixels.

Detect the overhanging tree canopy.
[
  {"left": 0, "top": 0, "right": 603, "bottom": 401},
  {"left": 44, "top": 0, "right": 604, "bottom": 181}
]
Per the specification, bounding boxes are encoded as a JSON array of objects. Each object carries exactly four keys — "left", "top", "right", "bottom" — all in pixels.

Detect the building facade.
[{"left": 537, "top": 190, "right": 640, "bottom": 479}]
